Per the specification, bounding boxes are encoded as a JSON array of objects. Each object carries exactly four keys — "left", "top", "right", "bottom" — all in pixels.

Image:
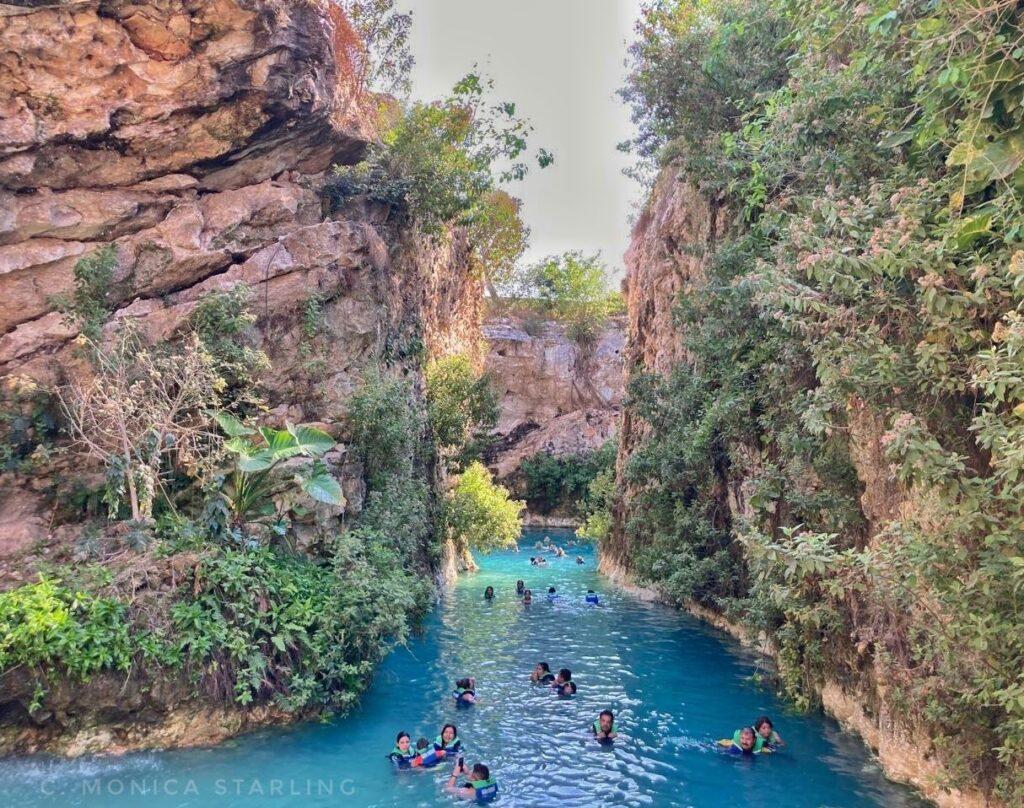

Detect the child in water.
[
  {"left": 754, "top": 715, "right": 784, "bottom": 750},
  {"left": 484, "top": 586, "right": 494, "bottom": 601},
  {"left": 454, "top": 677, "right": 476, "bottom": 705},
  {"left": 592, "top": 710, "right": 617, "bottom": 742},
  {"left": 522, "top": 588, "right": 532, "bottom": 604}
]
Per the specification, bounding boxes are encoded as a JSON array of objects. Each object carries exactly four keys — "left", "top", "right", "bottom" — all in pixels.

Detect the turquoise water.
[{"left": 0, "top": 530, "right": 926, "bottom": 807}]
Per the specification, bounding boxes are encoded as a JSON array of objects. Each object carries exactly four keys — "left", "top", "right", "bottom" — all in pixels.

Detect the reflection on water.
[{"left": 0, "top": 530, "right": 927, "bottom": 807}]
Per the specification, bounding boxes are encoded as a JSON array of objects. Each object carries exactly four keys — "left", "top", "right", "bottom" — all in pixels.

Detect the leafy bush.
[
  {"left": 55, "top": 245, "right": 118, "bottom": 341},
  {"left": 346, "top": 369, "right": 423, "bottom": 490},
  {"left": 443, "top": 461, "right": 523, "bottom": 552},
  {"left": 326, "top": 73, "right": 551, "bottom": 233},
  {"left": 172, "top": 535, "right": 423, "bottom": 711},
  {"left": 425, "top": 354, "right": 498, "bottom": 470},
  {"left": 521, "top": 441, "right": 617, "bottom": 516}
]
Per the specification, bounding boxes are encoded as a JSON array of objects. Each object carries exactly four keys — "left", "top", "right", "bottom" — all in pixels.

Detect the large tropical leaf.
[
  {"left": 259, "top": 426, "right": 302, "bottom": 460},
  {"left": 237, "top": 449, "right": 277, "bottom": 472},
  {"left": 287, "top": 423, "right": 336, "bottom": 456},
  {"left": 214, "top": 411, "right": 255, "bottom": 437},
  {"left": 301, "top": 472, "right": 345, "bottom": 506}
]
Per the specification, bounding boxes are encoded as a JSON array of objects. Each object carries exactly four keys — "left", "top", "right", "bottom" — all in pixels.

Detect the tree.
[
  {"left": 57, "top": 328, "right": 223, "bottom": 522},
  {"left": 521, "top": 251, "right": 624, "bottom": 343},
  {"left": 425, "top": 354, "right": 498, "bottom": 471},
  {"left": 336, "top": 0, "right": 414, "bottom": 97},
  {"left": 443, "top": 462, "right": 523, "bottom": 552},
  {"left": 467, "top": 190, "right": 530, "bottom": 298}
]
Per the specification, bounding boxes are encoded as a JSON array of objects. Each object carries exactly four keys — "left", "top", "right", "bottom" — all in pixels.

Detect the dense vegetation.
[
  {"left": 520, "top": 441, "right": 617, "bottom": 518},
  {"left": 616, "top": 0, "right": 1024, "bottom": 798}
]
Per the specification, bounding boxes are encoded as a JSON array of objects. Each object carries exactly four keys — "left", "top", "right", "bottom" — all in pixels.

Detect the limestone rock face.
[
  {"left": 482, "top": 316, "right": 624, "bottom": 481},
  {"left": 604, "top": 169, "right": 721, "bottom": 572},
  {"left": 0, "top": 0, "right": 482, "bottom": 556}
]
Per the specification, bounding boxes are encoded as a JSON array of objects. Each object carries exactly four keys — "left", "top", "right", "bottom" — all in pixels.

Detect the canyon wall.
[
  {"left": 0, "top": 0, "right": 482, "bottom": 754},
  {"left": 482, "top": 315, "right": 624, "bottom": 501},
  {"left": 0, "top": 0, "right": 481, "bottom": 563},
  {"left": 606, "top": 166, "right": 990, "bottom": 808}
]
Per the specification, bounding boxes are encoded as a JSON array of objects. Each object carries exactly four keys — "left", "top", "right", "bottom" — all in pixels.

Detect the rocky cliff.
[
  {"left": 482, "top": 315, "right": 624, "bottom": 490},
  {"left": 0, "top": 0, "right": 481, "bottom": 561},
  {"left": 606, "top": 166, "right": 991, "bottom": 808}
]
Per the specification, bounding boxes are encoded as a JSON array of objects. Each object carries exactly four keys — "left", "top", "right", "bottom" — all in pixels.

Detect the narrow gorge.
[{"left": 1, "top": 1, "right": 1021, "bottom": 807}]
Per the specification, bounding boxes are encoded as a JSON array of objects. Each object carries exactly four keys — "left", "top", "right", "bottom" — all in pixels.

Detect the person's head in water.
[
  {"left": 598, "top": 710, "right": 614, "bottom": 733},
  {"left": 555, "top": 668, "right": 572, "bottom": 684},
  {"left": 559, "top": 681, "right": 577, "bottom": 697},
  {"left": 471, "top": 763, "right": 490, "bottom": 781},
  {"left": 416, "top": 737, "right": 430, "bottom": 752},
  {"left": 456, "top": 677, "right": 474, "bottom": 691},
  {"left": 516, "top": 579, "right": 525, "bottom": 593},
  {"left": 484, "top": 586, "right": 494, "bottom": 600},
  {"left": 440, "top": 724, "right": 458, "bottom": 746},
  {"left": 548, "top": 586, "right": 556, "bottom": 594},
  {"left": 531, "top": 662, "right": 552, "bottom": 682},
  {"left": 395, "top": 731, "right": 411, "bottom": 753},
  {"left": 754, "top": 716, "right": 773, "bottom": 739},
  {"left": 523, "top": 589, "right": 532, "bottom": 603},
  {"left": 738, "top": 726, "right": 757, "bottom": 753}
]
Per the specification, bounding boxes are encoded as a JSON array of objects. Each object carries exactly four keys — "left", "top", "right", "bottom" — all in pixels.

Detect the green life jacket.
[
  {"left": 470, "top": 777, "right": 498, "bottom": 802},
  {"left": 592, "top": 720, "right": 617, "bottom": 735},
  {"left": 435, "top": 734, "right": 461, "bottom": 749}
]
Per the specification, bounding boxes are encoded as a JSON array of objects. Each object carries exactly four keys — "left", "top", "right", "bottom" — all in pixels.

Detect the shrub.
[
  {"left": 425, "top": 354, "right": 498, "bottom": 470},
  {"left": 55, "top": 245, "right": 118, "bottom": 341},
  {"left": 443, "top": 461, "right": 523, "bottom": 552},
  {"left": 521, "top": 441, "right": 617, "bottom": 516}
]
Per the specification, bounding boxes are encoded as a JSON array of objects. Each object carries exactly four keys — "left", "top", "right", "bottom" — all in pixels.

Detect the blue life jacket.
[
  {"left": 388, "top": 747, "right": 416, "bottom": 768},
  {"left": 585, "top": 593, "right": 600, "bottom": 604},
  {"left": 470, "top": 778, "right": 498, "bottom": 803}
]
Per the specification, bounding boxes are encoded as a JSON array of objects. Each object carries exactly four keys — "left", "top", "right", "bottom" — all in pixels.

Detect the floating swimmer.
[
  {"left": 446, "top": 757, "right": 498, "bottom": 803},
  {"left": 576, "top": 556, "right": 585, "bottom": 565},
  {"left": 585, "top": 589, "right": 600, "bottom": 605},
  {"left": 435, "top": 723, "right": 462, "bottom": 756},
  {"left": 717, "top": 726, "right": 763, "bottom": 755},
  {"left": 388, "top": 732, "right": 418, "bottom": 768},
  {"left": 592, "top": 709, "right": 617, "bottom": 743},
  {"left": 531, "top": 662, "right": 556, "bottom": 684},
  {"left": 754, "top": 715, "right": 784, "bottom": 750},
  {"left": 454, "top": 677, "right": 477, "bottom": 705},
  {"left": 546, "top": 586, "right": 559, "bottom": 601}
]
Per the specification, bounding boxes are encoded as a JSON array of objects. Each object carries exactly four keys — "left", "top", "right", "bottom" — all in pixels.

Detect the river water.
[{"left": 0, "top": 529, "right": 926, "bottom": 807}]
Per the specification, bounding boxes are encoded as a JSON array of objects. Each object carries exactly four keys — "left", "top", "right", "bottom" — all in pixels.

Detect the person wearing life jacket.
[
  {"left": 388, "top": 732, "right": 418, "bottom": 768},
  {"left": 435, "top": 723, "right": 462, "bottom": 755},
  {"left": 454, "top": 677, "right": 477, "bottom": 705},
  {"left": 447, "top": 758, "right": 498, "bottom": 803},
  {"left": 585, "top": 589, "right": 600, "bottom": 604},
  {"left": 546, "top": 586, "right": 559, "bottom": 601},
  {"left": 531, "top": 662, "right": 556, "bottom": 684},
  {"left": 717, "top": 726, "right": 763, "bottom": 755},
  {"left": 753, "top": 715, "right": 784, "bottom": 751},
  {"left": 552, "top": 668, "right": 572, "bottom": 688},
  {"left": 412, "top": 737, "right": 446, "bottom": 768},
  {"left": 592, "top": 709, "right": 617, "bottom": 743}
]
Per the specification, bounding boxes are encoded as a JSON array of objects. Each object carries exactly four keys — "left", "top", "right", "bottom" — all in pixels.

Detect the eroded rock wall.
[
  {"left": 0, "top": 0, "right": 482, "bottom": 560},
  {"left": 482, "top": 315, "right": 624, "bottom": 482},
  {"left": 607, "top": 166, "right": 992, "bottom": 808}
]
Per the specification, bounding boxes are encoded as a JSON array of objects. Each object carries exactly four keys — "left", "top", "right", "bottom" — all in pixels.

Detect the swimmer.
[
  {"left": 484, "top": 586, "right": 494, "bottom": 601},
  {"left": 753, "top": 715, "right": 784, "bottom": 750},
  {"left": 531, "top": 662, "right": 556, "bottom": 684},
  {"left": 522, "top": 588, "right": 533, "bottom": 604},
  {"left": 576, "top": 556, "right": 585, "bottom": 565},
  {"left": 516, "top": 579, "right": 525, "bottom": 596},
  {"left": 592, "top": 710, "right": 617, "bottom": 742},
  {"left": 585, "top": 589, "right": 600, "bottom": 605},
  {"left": 557, "top": 681, "right": 577, "bottom": 698},
  {"left": 546, "top": 586, "right": 559, "bottom": 601},
  {"left": 717, "top": 726, "right": 762, "bottom": 755},
  {"left": 553, "top": 667, "right": 572, "bottom": 686},
  {"left": 388, "top": 732, "right": 417, "bottom": 768},
  {"left": 447, "top": 758, "right": 498, "bottom": 802},
  {"left": 554, "top": 546, "right": 566, "bottom": 557},
  {"left": 435, "top": 723, "right": 461, "bottom": 755},
  {"left": 454, "top": 677, "right": 477, "bottom": 705},
  {"left": 412, "top": 737, "right": 446, "bottom": 768}
]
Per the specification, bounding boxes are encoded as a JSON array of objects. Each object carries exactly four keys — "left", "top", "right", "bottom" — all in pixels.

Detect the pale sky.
[{"left": 402, "top": 0, "right": 644, "bottom": 280}]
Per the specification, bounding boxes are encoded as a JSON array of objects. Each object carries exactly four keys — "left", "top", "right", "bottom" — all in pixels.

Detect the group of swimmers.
[
  {"left": 388, "top": 724, "right": 496, "bottom": 802},
  {"left": 485, "top": 580, "right": 601, "bottom": 606},
  {"left": 530, "top": 534, "right": 585, "bottom": 566},
  {"left": 717, "top": 716, "right": 785, "bottom": 756}
]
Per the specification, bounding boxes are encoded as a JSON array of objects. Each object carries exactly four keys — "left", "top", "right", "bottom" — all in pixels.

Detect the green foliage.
[
  {"left": 621, "top": 0, "right": 1024, "bottom": 797},
  {"left": 55, "top": 245, "right": 118, "bottom": 341},
  {"left": 339, "top": 0, "right": 414, "bottom": 97},
  {"left": 0, "top": 377, "right": 60, "bottom": 474},
  {"left": 579, "top": 466, "right": 616, "bottom": 542},
  {"left": 425, "top": 354, "right": 498, "bottom": 470},
  {"left": 443, "top": 461, "right": 523, "bottom": 552},
  {"left": 172, "top": 535, "right": 424, "bottom": 711},
  {"left": 213, "top": 414, "right": 343, "bottom": 537},
  {"left": 517, "top": 252, "right": 623, "bottom": 344},
  {"left": 521, "top": 441, "right": 617, "bottom": 516},
  {"left": 346, "top": 369, "right": 423, "bottom": 490},
  {"left": 467, "top": 190, "right": 531, "bottom": 293},
  {"left": 326, "top": 73, "right": 551, "bottom": 233},
  {"left": 0, "top": 577, "right": 173, "bottom": 691},
  {"left": 188, "top": 287, "right": 270, "bottom": 412}
]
